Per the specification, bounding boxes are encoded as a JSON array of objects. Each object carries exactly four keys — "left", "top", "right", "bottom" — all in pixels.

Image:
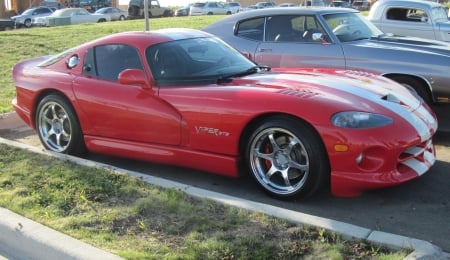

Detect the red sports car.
[{"left": 12, "top": 29, "right": 437, "bottom": 199}]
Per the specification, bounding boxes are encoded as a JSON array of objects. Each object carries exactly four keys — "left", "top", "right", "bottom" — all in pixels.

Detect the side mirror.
[{"left": 118, "top": 69, "right": 151, "bottom": 89}]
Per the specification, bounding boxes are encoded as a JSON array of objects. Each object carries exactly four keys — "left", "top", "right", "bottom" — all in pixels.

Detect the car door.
[
  {"left": 73, "top": 43, "right": 181, "bottom": 145},
  {"left": 247, "top": 15, "right": 345, "bottom": 68}
]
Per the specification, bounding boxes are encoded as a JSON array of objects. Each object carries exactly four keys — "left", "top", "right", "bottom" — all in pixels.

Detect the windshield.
[
  {"left": 146, "top": 37, "right": 257, "bottom": 83},
  {"left": 322, "top": 12, "right": 383, "bottom": 42},
  {"left": 22, "top": 8, "right": 36, "bottom": 15}
]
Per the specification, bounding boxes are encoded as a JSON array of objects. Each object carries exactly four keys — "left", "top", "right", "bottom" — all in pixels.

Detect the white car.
[
  {"left": 368, "top": 0, "right": 450, "bottom": 42},
  {"left": 226, "top": 2, "right": 241, "bottom": 13},
  {"left": 189, "top": 1, "right": 232, "bottom": 15},
  {"left": 33, "top": 8, "right": 110, "bottom": 26},
  {"left": 95, "top": 7, "right": 127, "bottom": 21}
]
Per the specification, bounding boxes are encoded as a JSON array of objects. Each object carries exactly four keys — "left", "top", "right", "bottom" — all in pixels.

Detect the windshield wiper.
[{"left": 216, "top": 66, "right": 270, "bottom": 83}]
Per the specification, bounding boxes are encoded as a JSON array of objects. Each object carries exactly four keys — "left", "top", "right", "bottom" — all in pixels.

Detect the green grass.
[
  {"left": 0, "top": 16, "right": 223, "bottom": 113},
  {"left": 0, "top": 143, "right": 410, "bottom": 259}
]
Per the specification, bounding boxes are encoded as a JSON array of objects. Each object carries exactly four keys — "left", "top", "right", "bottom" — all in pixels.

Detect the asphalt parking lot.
[{"left": 0, "top": 110, "right": 449, "bottom": 257}]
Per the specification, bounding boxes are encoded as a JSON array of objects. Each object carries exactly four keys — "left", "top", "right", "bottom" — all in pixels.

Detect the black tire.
[
  {"left": 35, "top": 94, "right": 86, "bottom": 155},
  {"left": 98, "top": 18, "right": 106, "bottom": 23},
  {"left": 389, "top": 76, "right": 432, "bottom": 105},
  {"left": 119, "top": 15, "right": 125, "bottom": 21},
  {"left": 128, "top": 6, "right": 139, "bottom": 17},
  {"left": 245, "top": 116, "right": 329, "bottom": 200}
]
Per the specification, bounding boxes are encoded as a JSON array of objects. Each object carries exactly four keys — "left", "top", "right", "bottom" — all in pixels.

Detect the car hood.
[
  {"left": 242, "top": 68, "right": 422, "bottom": 110},
  {"left": 366, "top": 34, "right": 450, "bottom": 56}
]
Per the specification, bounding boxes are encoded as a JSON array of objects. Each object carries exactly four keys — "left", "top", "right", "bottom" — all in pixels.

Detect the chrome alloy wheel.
[
  {"left": 37, "top": 101, "right": 72, "bottom": 152},
  {"left": 249, "top": 127, "right": 310, "bottom": 196}
]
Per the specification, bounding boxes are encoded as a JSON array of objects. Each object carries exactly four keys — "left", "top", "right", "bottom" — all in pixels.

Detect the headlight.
[{"left": 331, "top": 111, "right": 393, "bottom": 129}]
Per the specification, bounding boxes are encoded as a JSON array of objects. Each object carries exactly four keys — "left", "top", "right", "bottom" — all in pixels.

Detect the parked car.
[
  {"left": 33, "top": 8, "right": 110, "bottom": 26},
  {"left": 127, "top": 0, "right": 173, "bottom": 19},
  {"left": 11, "top": 6, "right": 54, "bottom": 28},
  {"left": 368, "top": 0, "right": 450, "bottom": 42},
  {"left": 0, "top": 18, "right": 15, "bottom": 31},
  {"left": 190, "top": 1, "right": 231, "bottom": 15},
  {"left": 203, "top": 7, "right": 450, "bottom": 106},
  {"left": 226, "top": 2, "right": 241, "bottom": 13},
  {"left": 351, "top": 0, "right": 370, "bottom": 11},
  {"left": 95, "top": 7, "right": 127, "bottom": 21},
  {"left": 329, "top": 0, "right": 350, "bottom": 8},
  {"left": 238, "top": 5, "right": 258, "bottom": 12},
  {"left": 300, "top": 0, "right": 326, "bottom": 6},
  {"left": 278, "top": 3, "right": 297, "bottom": 7},
  {"left": 175, "top": 4, "right": 192, "bottom": 16},
  {"left": 11, "top": 28, "right": 437, "bottom": 199},
  {"left": 255, "top": 1, "right": 276, "bottom": 8}
]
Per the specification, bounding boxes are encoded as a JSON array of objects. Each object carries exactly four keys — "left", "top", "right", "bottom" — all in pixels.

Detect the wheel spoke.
[
  {"left": 281, "top": 169, "right": 292, "bottom": 188},
  {"left": 268, "top": 132, "right": 281, "bottom": 151},
  {"left": 289, "top": 161, "right": 308, "bottom": 172},
  {"left": 265, "top": 165, "right": 278, "bottom": 180},
  {"left": 253, "top": 148, "right": 273, "bottom": 162}
]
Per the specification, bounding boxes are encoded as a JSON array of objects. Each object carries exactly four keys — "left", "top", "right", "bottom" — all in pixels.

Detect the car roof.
[
  {"left": 374, "top": 0, "right": 443, "bottom": 8},
  {"left": 85, "top": 29, "right": 214, "bottom": 49},
  {"left": 210, "top": 6, "right": 357, "bottom": 20}
]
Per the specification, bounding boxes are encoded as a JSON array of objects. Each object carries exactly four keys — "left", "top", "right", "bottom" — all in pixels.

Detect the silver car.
[
  {"left": 95, "top": 7, "right": 128, "bottom": 21},
  {"left": 203, "top": 7, "right": 450, "bottom": 106},
  {"left": 11, "top": 6, "right": 54, "bottom": 28}
]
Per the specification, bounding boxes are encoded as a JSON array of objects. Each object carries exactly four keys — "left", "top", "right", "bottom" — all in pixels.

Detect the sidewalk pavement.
[{"left": 0, "top": 112, "right": 448, "bottom": 260}]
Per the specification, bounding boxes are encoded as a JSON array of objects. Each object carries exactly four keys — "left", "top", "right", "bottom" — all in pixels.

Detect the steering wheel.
[{"left": 332, "top": 24, "right": 352, "bottom": 35}]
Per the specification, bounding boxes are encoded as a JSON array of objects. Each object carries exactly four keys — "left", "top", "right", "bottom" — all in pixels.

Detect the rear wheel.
[
  {"left": 246, "top": 116, "right": 329, "bottom": 200},
  {"left": 35, "top": 94, "right": 86, "bottom": 155}
]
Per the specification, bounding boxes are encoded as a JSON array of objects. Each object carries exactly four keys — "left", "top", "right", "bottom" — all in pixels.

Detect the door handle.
[{"left": 258, "top": 48, "right": 272, "bottom": 53}]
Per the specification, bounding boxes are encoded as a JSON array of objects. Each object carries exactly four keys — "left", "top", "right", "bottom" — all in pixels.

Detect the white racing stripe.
[{"left": 262, "top": 73, "right": 437, "bottom": 141}]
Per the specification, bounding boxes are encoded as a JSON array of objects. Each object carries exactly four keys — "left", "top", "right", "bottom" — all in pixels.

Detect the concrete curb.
[
  {"left": 0, "top": 208, "right": 123, "bottom": 260},
  {"left": 0, "top": 136, "right": 447, "bottom": 259}
]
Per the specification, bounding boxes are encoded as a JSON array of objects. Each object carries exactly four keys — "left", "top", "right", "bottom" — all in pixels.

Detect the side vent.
[{"left": 277, "top": 89, "right": 318, "bottom": 99}]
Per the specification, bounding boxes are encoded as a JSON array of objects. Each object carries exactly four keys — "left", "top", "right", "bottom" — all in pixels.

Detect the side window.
[
  {"left": 82, "top": 44, "right": 144, "bottom": 82},
  {"left": 387, "top": 8, "right": 428, "bottom": 22},
  {"left": 236, "top": 17, "right": 265, "bottom": 41},
  {"left": 265, "top": 15, "right": 326, "bottom": 43},
  {"left": 387, "top": 8, "right": 411, "bottom": 21}
]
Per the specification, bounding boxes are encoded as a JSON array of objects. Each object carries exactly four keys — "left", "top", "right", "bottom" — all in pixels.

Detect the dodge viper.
[{"left": 12, "top": 29, "right": 437, "bottom": 199}]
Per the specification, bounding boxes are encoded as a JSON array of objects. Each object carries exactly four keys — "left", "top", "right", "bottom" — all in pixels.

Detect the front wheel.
[
  {"left": 35, "top": 94, "right": 86, "bottom": 155},
  {"left": 246, "top": 117, "right": 329, "bottom": 200},
  {"left": 389, "top": 76, "right": 432, "bottom": 105}
]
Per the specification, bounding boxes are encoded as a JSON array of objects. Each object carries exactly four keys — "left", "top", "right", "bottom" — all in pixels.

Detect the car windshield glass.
[
  {"left": 322, "top": 12, "right": 383, "bottom": 42},
  {"left": 146, "top": 37, "right": 256, "bottom": 83},
  {"left": 22, "top": 9, "right": 36, "bottom": 15},
  {"left": 432, "top": 6, "right": 448, "bottom": 22}
]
